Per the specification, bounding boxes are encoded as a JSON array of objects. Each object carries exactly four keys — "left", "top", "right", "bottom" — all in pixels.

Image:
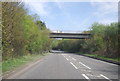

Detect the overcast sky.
[{"left": 24, "top": 0, "right": 118, "bottom": 32}]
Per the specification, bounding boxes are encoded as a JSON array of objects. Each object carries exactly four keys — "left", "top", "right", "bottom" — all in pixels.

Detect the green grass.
[
  {"left": 2, "top": 53, "right": 49, "bottom": 73},
  {"left": 77, "top": 52, "right": 120, "bottom": 62},
  {"left": 0, "top": 62, "right": 2, "bottom": 76},
  {"left": 85, "top": 54, "right": 120, "bottom": 62}
]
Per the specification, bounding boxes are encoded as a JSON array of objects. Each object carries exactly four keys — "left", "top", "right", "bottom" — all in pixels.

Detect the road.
[{"left": 3, "top": 51, "right": 119, "bottom": 80}]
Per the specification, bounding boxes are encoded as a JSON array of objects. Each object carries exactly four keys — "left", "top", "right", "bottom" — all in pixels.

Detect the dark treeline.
[
  {"left": 53, "top": 22, "right": 119, "bottom": 58},
  {"left": 2, "top": 2, "right": 52, "bottom": 60}
]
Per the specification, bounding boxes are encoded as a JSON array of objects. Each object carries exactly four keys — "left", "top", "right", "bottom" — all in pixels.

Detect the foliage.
[
  {"left": 2, "top": 2, "right": 27, "bottom": 60},
  {"left": 2, "top": 2, "right": 52, "bottom": 60},
  {"left": 54, "top": 22, "right": 119, "bottom": 58}
]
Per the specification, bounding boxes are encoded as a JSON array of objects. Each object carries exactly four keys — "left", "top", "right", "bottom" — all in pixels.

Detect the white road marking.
[
  {"left": 72, "top": 57, "right": 76, "bottom": 61},
  {"left": 62, "top": 54, "right": 69, "bottom": 61},
  {"left": 66, "top": 58, "right": 69, "bottom": 61},
  {"left": 100, "top": 74, "right": 112, "bottom": 81},
  {"left": 70, "top": 62, "right": 78, "bottom": 69},
  {"left": 82, "top": 74, "right": 90, "bottom": 79},
  {"left": 86, "top": 74, "right": 94, "bottom": 77},
  {"left": 79, "top": 62, "right": 91, "bottom": 69}
]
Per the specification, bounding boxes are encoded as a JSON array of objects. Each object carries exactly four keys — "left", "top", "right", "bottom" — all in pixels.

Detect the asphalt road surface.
[{"left": 4, "top": 51, "right": 119, "bottom": 80}]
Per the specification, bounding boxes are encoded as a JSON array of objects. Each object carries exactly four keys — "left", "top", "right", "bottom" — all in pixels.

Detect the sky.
[{"left": 24, "top": 0, "right": 118, "bottom": 32}]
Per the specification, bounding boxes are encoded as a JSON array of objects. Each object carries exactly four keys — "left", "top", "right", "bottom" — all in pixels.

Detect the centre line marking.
[
  {"left": 66, "top": 58, "right": 69, "bottom": 61},
  {"left": 70, "top": 62, "right": 78, "bottom": 69},
  {"left": 72, "top": 57, "right": 76, "bottom": 61},
  {"left": 79, "top": 62, "right": 91, "bottom": 69},
  {"left": 82, "top": 74, "right": 90, "bottom": 79},
  {"left": 100, "top": 74, "right": 112, "bottom": 81}
]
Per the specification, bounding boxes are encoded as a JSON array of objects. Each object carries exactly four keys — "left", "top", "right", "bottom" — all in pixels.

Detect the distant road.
[{"left": 4, "top": 51, "right": 119, "bottom": 80}]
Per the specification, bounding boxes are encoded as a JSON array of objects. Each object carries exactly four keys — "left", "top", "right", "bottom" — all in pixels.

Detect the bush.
[
  {"left": 53, "top": 22, "right": 119, "bottom": 58},
  {"left": 2, "top": 2, "right": 52, "bottom": 60}
]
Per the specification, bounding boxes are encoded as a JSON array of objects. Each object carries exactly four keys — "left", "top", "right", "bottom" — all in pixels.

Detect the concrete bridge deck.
[{"left": 49, "top": 33, "right": 91, "bottom": 39}]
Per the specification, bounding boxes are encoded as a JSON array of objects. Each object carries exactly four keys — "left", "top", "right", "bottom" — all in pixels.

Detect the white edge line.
[
  {"left": 82, "top": 74, "right": 90, "bottom": 79},
  {"left": 100, "top": 74, "right": 112, "bottom": 81},
  {"left": 70, "top": 62, "right": 78, "bottom": 69},
  {"left": 79, "top": 62, "right": 91, "bottom": 69}
]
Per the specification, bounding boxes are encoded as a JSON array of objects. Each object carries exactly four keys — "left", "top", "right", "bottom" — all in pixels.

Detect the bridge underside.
[{"left": 49, "top": 33, "right": 91, "bottom": 39}]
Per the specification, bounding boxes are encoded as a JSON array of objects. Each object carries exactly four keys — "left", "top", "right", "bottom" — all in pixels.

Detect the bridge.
[{"left": 49, "top": 32, "right": 91, "bottom": 39}]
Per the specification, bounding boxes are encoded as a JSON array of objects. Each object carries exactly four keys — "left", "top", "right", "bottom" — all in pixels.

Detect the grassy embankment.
[
  {"left": 77, "top": 52, "right": 120, "bottom": 62},
  {"left": 2, "top": 2, "right": 52, "bottom": 73},
  {"left": 2, "top": 53, "right": 49, "bottom": 73}
]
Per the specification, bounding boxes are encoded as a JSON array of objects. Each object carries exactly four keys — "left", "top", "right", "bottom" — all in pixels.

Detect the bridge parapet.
[{"left": 49, "top": 32, "right": 91, "bottom": 39}]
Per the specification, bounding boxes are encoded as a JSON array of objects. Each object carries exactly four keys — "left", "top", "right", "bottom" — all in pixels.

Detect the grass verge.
[
  {"left": 2, "top": 53, "right": 49, "bottom": 73},
  {"left": 77, "top": 52, "right": 120, "bottom": 62}
]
